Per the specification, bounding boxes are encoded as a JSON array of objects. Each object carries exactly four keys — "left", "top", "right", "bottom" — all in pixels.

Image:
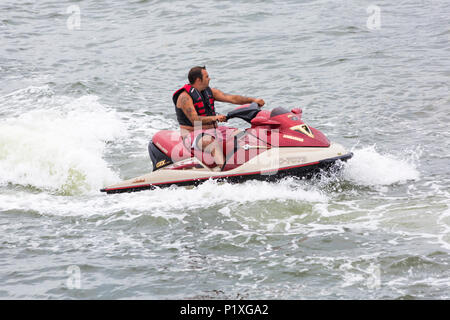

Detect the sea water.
[{"left": 0, "top": 0, "right": 449, "bottom": 299}]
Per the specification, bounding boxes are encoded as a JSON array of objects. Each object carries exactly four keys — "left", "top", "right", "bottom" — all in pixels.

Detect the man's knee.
[{"left": 198, "top": 135, "right": 216, "bottom": 151}]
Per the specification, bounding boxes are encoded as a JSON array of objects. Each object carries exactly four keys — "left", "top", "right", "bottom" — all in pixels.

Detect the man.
[{"left": 173, "top": 66, "right": 265, "bottom": 170}]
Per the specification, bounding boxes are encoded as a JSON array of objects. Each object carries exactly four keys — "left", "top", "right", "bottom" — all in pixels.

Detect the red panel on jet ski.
[
  {"left": 152, "top": 130, "right": 191, "bottom": 162},
  {"left": 265, "top": 112, "right": 330, "bottom": 147},
  {"left": 222, "top": 131, "right": 269, "bottom": 171}
]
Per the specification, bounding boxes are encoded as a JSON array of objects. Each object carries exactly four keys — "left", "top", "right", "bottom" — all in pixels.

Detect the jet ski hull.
[{"left": 101, "top": 147, "right": 352, "bottom": 194}]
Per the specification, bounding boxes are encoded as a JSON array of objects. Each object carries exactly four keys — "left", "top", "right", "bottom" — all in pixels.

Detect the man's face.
[{"left": 200, "top": 69, "right": 210, "bottom": 89}]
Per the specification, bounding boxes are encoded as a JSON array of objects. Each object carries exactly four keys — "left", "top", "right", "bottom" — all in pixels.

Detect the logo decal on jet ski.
[
  {"left": 290, "top": 124, "right": 314, "bottom": 138},
  {"left": 242, "top": 144, "right": 269, "bottom": 150},
  {"left": 155, "top": 142, "right": 168, "bottom": 154},
  {"left": 282, "top": 134, "right": 304, "bottom": 142},
  {"left": 156, "top": 160, "right": 169, "bottom": 168},
  {"left": 279, "top": 156, "right": 307, "bottom": 166}
]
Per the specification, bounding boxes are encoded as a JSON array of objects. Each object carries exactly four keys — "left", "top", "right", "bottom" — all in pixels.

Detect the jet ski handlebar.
[{"left": 225, "top": 102, "right": 261, "bottom": 123}]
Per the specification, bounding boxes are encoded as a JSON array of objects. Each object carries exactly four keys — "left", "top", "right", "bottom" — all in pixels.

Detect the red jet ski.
[{"left": 101, "top": 103, "right": 352, "bottom": 194}]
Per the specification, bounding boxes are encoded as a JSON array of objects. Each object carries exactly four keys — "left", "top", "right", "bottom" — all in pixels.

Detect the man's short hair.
[{"left": 188, "top": 66, "right": 206, "bottom": 84}]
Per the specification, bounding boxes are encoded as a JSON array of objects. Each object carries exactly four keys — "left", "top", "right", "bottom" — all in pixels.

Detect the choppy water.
[{"left": 0, "top": 0, "right": 449, "bottom": 299}]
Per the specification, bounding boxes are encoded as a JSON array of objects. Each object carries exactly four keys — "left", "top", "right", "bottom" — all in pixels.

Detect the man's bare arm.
[
  {"left": 177, "top": 92, "right": 224, "bottom": 125},
  {"left": 212, "top": 88, "right": 265, "bottom": 106}
]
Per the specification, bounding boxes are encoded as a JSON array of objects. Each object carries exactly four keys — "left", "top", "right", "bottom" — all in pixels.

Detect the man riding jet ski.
[
  {"left": 173, "top": 66, "right": 265, "bottom": 171},
  {"left": 100, "top": 67, "right": 353, "bottom": 194}
]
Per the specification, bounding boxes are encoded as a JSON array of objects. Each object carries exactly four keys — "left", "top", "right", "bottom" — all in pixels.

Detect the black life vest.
[{"left": 173, "top": 84, "right": 215, "bottom": 127}]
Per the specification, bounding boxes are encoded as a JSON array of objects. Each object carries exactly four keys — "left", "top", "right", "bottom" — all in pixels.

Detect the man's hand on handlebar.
[
  {"left": 253, "top": 98, "right": 265, "bottom": 107},
  {"left": 215, "top": 114, "right": 227, "bottom": 122}
]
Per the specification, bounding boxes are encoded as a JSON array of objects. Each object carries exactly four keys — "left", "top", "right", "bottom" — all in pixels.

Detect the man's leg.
[{"left": 197, "top": 134, "right": 224, "bottom": 168}]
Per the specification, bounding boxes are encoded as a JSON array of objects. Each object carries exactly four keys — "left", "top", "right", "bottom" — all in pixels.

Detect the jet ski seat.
[{"left": 150, "top": 127, "right": 242, "bottom": 169}]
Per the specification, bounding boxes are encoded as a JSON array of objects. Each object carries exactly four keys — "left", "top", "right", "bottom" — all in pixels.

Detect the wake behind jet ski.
[{"left": 101, "top": 103, "right": 353, "bottom": 194}]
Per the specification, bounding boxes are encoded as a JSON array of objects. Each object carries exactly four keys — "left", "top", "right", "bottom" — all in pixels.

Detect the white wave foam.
[
  {"left": 437, "top": 207, "right": 450, "bottom": 251},
  {"left": 109, "top": 179, "right": 326, "bottom": 217},
  {"left": 0, "top": 85, "right": 56, "bottom": 118},
  {"left": 0, "top": 179, "right": 327, "bottom": 219},
  {"left": 120, "top": 113, "right": 178, "bottom": 157},
  {"left": 0, "top": 91, "right": 126, "bottom": 194},
  {"left": 182, "top": 178, "right": 328, "bottom": 204},
  {"left": 343, "top": 146, "right": 420, "bottom": 186}
]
